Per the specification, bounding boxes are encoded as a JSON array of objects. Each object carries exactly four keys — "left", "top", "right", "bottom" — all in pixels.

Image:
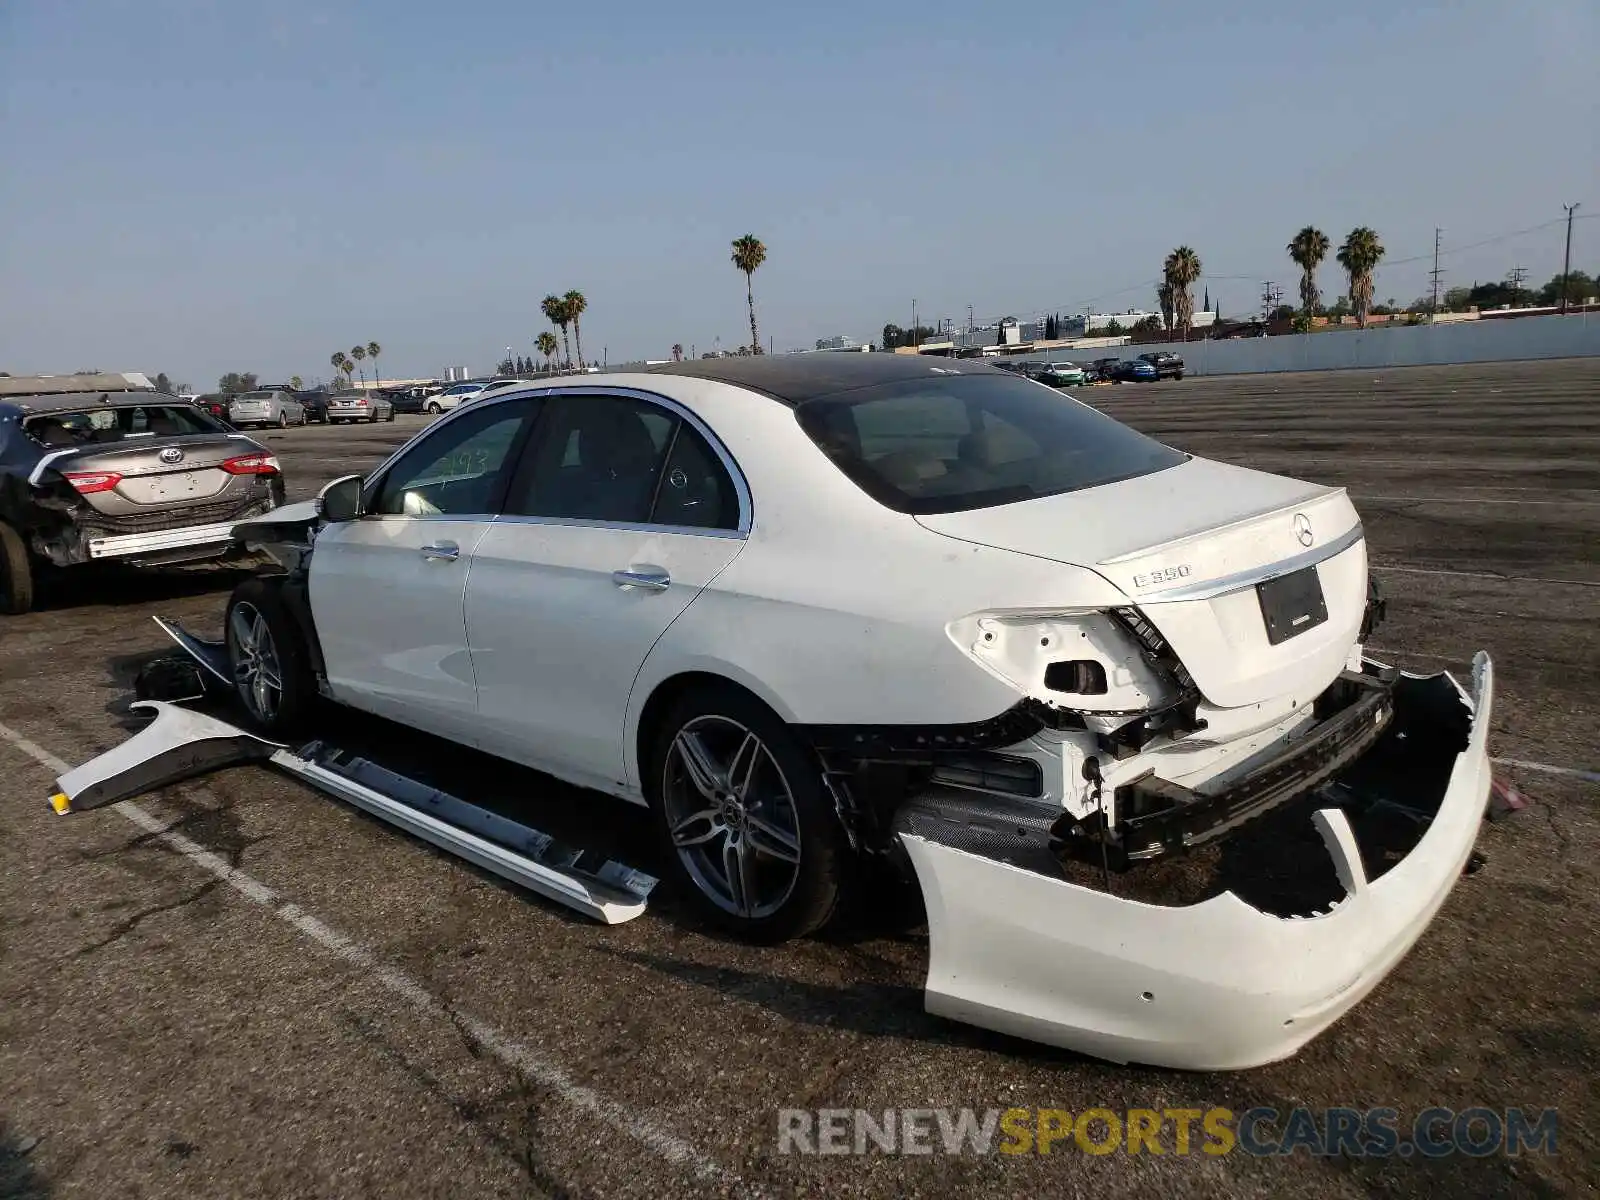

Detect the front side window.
[
  {"left": 372, "top": 400, "right": 535, "bottom": 516},
  {"left": 795, "top": 372, "right": 1187, "bottom": 515}
]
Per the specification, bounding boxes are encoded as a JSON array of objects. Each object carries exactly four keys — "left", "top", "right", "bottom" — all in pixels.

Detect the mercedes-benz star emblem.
[
  {"left": 159, "top": 447, "right": 184, "bottom": 465},
  {"left": 1293, "top": 512, "right": 1313, "bottom": 547}
]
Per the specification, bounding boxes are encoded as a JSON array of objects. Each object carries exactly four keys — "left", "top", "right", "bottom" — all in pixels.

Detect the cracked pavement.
[{"left": 1, "top": 361, "right": 1597, "bottom": 1198}]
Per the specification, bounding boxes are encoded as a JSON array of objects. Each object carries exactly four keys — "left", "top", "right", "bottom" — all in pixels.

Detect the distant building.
[
  {"left": 1084, "top": 310, "right": 1217, "bottom": 332},
  {"left": 813, "top": 334, "right": 862, "bottom": 351}
]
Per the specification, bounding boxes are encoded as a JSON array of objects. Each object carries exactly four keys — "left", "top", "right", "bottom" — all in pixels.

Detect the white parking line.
[
  {"left": 1491, "top": 758, "right": 1600, "bottom": 786},
  {"left": 0, "top": 719, "right": 739, "bottom": 1191},
  {"left": 1371, "top": 563, "right": 1600, "bottom": 589}
]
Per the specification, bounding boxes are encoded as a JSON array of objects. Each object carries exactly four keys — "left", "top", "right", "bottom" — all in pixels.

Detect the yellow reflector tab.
[{"left": 49, "top": 793, "right": 71, "bottom": 815}]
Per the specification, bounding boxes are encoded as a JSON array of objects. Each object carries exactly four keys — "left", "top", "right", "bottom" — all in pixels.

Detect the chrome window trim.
[
  {"left": 489, "top": 513, "right": 746, "bottom": 540},
  {"left": 359, "top": 384, "right": 752, "bottom": 537},
  {"left": 1134, "top": 522, "right": 1366, "bottom": 603}
]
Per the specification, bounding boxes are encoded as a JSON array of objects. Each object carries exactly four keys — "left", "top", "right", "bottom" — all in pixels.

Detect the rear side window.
[
  {"left": 24, "top": 405, "right": 221, "bottom": 447},
  {"left": 505, "top": 394, "right": 740, "bottom": 530},
  {"left": 794, "top": 372, "right": 1187, "bottom": 515}
]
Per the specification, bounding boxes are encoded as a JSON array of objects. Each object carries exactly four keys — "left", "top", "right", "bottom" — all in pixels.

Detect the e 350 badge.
[{"left": 1133, "top": 564, "right": 1192, "bottom": 590}]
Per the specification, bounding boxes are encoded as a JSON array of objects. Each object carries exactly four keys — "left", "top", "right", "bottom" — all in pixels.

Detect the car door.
[
  {"left": 310, "top": 397, "right": 541, "bottom": 742},
  {"left": 465, "top": 390, "right": 749, "bottom": 791}
]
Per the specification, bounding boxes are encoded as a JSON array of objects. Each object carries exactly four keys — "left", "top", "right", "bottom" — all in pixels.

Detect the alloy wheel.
[
  {"left": 661, "top": 715, "right": 803, "bottom": 919},
  {"left": 229, "top": 601, "right": 283, "bottom": 723}
]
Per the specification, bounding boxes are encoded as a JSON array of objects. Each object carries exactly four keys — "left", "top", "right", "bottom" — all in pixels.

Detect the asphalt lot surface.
[{"left": 2, "top": 359, "right": 1597, "bottom": 1198}]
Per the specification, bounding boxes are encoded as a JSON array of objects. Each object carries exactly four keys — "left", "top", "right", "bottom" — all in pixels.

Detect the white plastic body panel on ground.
[
  {"left": 900, "top": 654, "right": 1494, "bottom": 1070},
  {"left": 49, "top": 701, "right": 655, "bottom": 926}
]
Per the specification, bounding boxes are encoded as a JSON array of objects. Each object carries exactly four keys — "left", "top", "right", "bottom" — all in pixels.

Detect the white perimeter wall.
[{"left": 1044, "top": 313, "right": 1600, "bottom": 377}]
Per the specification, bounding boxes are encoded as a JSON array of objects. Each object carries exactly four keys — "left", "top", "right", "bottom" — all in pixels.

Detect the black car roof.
[
  {"left": 0, "top": 391, "right": 183, "bottom": 416},
  {"left": 645, "top": 353, "right": 1001, "bottom": 405}
]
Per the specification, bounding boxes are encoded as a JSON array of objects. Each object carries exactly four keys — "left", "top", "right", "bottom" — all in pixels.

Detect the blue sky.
[{"left": 2, "top": 0, "right": 1595, "bottom": 388}]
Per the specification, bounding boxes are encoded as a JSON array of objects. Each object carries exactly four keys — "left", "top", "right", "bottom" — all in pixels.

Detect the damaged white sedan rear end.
[{"left": 49, "top": 354, "right": 1494, "bottom": 1069}]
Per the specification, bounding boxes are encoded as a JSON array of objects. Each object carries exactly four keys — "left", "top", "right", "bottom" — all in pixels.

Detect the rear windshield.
[
  {"left": 238, "top": 391, "right": 275, "bottom": 400},
  {"left": 24, "top": 404, "right": 224, "bottom": 448},
  {"left": 794, "top": 372, "right": 1187, "bottom": 515}
]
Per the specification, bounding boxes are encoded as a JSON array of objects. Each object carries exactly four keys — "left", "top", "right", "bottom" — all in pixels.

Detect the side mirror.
[{"left": 318, "top": 474, "right": 366, "bottom": 522}]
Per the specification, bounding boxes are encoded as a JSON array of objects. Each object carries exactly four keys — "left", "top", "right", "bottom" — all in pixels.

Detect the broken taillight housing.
[
  {"left": 220, "top": 452, "right": 281, "bottom": 476},
  {"left": 64, "top": 471, "right": 123, "bottom": 494}
]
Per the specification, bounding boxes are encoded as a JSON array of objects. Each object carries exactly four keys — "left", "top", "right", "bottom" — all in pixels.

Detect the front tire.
[
  {"left": 426, "top": 402, "right": 442, "bottom": 416},
  {"left": 646, "top": 684, "right": 846, "bottom": 942},
  {"left": 225, "top": 577, "right": 315, "bottom": 735},
  {"left": 0, "top": 521, "right": 34, "bottom": 616}
]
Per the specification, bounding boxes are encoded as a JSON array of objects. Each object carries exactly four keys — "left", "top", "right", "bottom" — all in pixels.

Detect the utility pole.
[
  {"left": 1560, "top": 203, "right": 1580, "bottom": 315},
  {"left": 1508, "top": 265, "right": 1528, "bottom": 301},
  {"left": 1428, "top": 227, "right": 1444, "bottom": 321},
  {"left": 912, "top": 299, "right": 918, "bottom": 348}
]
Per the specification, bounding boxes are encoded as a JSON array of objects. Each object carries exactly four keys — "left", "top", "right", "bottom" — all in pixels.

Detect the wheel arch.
[{"left": 628, "top": 665, "right": 800, "bottom": 797}]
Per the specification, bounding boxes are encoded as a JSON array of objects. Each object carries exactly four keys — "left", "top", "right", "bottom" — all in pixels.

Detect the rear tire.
[
  {"left": 224, "top": 577, "right": 316, "bottom": 736},
  {"left": 0, "top": 521, "right": 34, "bottom": 616},
  {"left": 646, "top": 683, "right": 846, "bottom": 943},
  {"left": 386, "top": 408, "right": 396, "bottom": 422},
  {"left": 277, "top": 412, "right": 289, "bottom": 429}
]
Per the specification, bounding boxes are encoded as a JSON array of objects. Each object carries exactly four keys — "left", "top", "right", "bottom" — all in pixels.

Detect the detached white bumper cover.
[
  {"left": 89, "top": 521, "right": 242, "bottom": 559},
  {"left": 902, "top": 652, "right": 1494, "bottom": 1071}
]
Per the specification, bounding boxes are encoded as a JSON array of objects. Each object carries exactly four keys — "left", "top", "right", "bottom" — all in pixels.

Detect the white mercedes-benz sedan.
[{"left": 221, "top": 354, "right": 1493, "bottom": 1068}]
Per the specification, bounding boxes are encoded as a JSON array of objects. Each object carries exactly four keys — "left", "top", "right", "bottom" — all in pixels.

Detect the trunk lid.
[
  {"left": 916, "top": 456, "right": 1368, "bottom": 708},
  {"left": 38, "top": 434, "right": 260, "bottom": 517}
]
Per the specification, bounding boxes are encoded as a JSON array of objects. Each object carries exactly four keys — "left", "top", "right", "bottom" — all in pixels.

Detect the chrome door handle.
[
  {"left": 612, "top": 569, "right": 670, "bottom": 591},
  {"left": 421, "top": 541, "right": 460, "bottom": 561}
]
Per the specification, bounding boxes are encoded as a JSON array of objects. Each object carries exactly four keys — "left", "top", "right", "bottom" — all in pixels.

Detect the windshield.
[
  {"left": 24, "top": 404, "right": 225, "bottom": 448},
  {"left": 794, "top": 372, "right": 1187, "bottom": 515}
]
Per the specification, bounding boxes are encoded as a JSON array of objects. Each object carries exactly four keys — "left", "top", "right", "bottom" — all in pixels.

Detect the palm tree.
[
  {"left": 671, "top": 343, "right": 684, "bottom": 362},
  {"left": 331, "top": 352, "right": 350, "bottom": 387},
  {"left": 730, "top": 234, "right": 767, "bottom": 354},
  {"left": 1162, "top": 246, "right": 1203, "bottom": 339},
  {"left": 563, "top": 290, "right": 587, "bottom": 368},
  {"left": 290, "top": 375, "right": 303, "bottom": 391},
  {"left": 535, "top": 331, "right": 558, "bottom": 373},
  {"left": 1288, "top": 227, "right": 1331, "bottom": 321},
  {"left": 349, "top": 344, "right": 367, "bottom": 387},
  {"left": 1157, "top": 282, "right": 1175, "bottom": 332},
  {"left": 541, "top": 294, "right": 571, "bottom": 368},
  {"left": 1336, "top": 227, "right": 1386, "bottom": 329},
  {"left": 366, "top": 341, "right": 381, "bottom": 390}
]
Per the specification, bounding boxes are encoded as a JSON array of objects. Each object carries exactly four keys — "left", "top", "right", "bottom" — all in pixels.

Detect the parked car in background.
[
  {"left": 1112, "top": 358, "right": 1159, "bottom": 383},
  {"left": 194, "top": 394, "right": 232, "bottom": 422},
  {"left": 382, "top": 387, "right": 426, "bottom": 415},
  {"left": 1087, "top": 358, "right": 1123, "bottom": 383},
  {"left": 474, "top": 379, "right": 538, "bottom": 403},
  {"left": 1031, "top": 361, "right": 1087, "bottom": 387},
  {"left": 1138, "top": 351, "right": 1186, "bottom": 380},
  {"left": 228, "top": 389, "right": 306, "bottom": 429},
  {"left": 425, "top": 380, "right": 494, "bottom": 414},
  {"left": 295, "top": 391, "right": 330, "bottom": 424},
  {"left": 0, "top": 392, "right": 282, "bottom": 614},
  {"left": 324, "top": 389, "right": 396, "bottom": 424}
]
